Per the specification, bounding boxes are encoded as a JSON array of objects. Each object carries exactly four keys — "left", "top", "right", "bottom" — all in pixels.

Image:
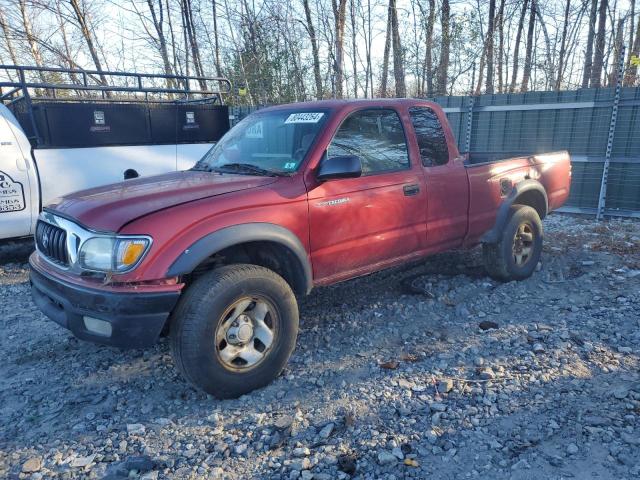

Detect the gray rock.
[
  {"left": 318, "top": 423, "right": 334, "bottom": 439},
  {"left": 293, "top": 447, "right": 310, "bottom": 457},
  {"left": 22, "top": 457, "right": 42, "bottom": 473},
  {"left": 126, "top": 423, "right": 146, "bottom": 435},
  {"left": 567, "top": 443, "right": 579, "bottom": 455},
  {"left": 70, "top": 454, "right": 96, "bottom": 468},
  {"left": 532, "top": 343, "right": 545, "bottom": 354},
  {"left": 377, "top": 451, "right": 397, "bottom": 465},
  {"left": 437, "top": 379, "right": 453, "bottom": 393}
]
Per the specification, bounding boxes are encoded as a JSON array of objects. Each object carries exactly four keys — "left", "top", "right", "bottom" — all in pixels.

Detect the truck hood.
[{"left": 46, "top": 171, "right": 277, "bottom": 232}]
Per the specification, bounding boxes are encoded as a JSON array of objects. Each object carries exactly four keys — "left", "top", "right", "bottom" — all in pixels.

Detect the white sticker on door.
[
  {"left": 284, "top": 112, "right": 324, "bottom": 124},
  {"left": 0, "top": 171, "right": 26, "bottom": 213}
]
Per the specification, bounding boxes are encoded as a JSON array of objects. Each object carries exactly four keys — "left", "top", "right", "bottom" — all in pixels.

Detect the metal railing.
[{"left": 0, "top": 65, "right": 232, "bottom": 105}]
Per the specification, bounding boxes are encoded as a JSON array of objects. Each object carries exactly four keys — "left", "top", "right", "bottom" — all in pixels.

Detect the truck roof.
[{"left": 261, "top": 98, "right": 442, "bottom": 112}]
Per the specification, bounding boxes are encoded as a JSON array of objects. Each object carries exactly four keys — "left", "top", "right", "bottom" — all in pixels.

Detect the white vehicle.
[{"left": 0, "top": 65, "right": 231, "bottom": 241}]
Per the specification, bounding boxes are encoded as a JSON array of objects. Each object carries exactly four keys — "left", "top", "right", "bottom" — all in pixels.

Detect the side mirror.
[{"left": 317, "top": 155, "right": 362, "bottom": 181}]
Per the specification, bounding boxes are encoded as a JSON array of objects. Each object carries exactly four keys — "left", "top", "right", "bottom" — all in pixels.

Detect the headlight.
[{"left": 79, "top": 236, "right": 151, "bottom": 272}]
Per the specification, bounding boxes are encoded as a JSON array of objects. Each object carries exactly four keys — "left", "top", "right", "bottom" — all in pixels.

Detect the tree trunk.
[
  {"left": 589, "top": 0, "right": 608, "bottom": 87},
  {"left": 509, "top": 0, "right": 529, "bottom": 92},
  {"left": 303, "top": 0, "right": 323, "bottom": 98},
  {"left": 181, "top": 0, "right": 206, "bottom": 90},
  {"left": 608, "top": 18, "right": 625, "bottom": 86},
  {"left": 350, "top": 0, "right": 358, "bottom": 97},
  {"left": 582, "top": 0, "right": 598, "bottom": 87},
  {"left": 332, "top": 0, "right": 348, "bottom": 98},
  {"left": 146, "top": 0, "right": 174, "bottom": 89},
  {"left": 474, "top": 45, "right": 487, "bottom": 95},
  {"left": 212, "top": 0, "right": 222, "bottom": 78},
  {"left": 436, "top": 0, "right": 450, "bottom": 94},
  {"left": 19, "top": 0, "right": 45, "bottom": 69},
  {"left": 496, "top": 0, "right": 505, "bottom": 92},
  {"left": 520, "top": 0, "right": 536, "bottom": 92},
  {"left": 424, "top": 0, "right": 436, "bottom": 97},
  {"left": 485, "top": 0, "right": 496, "bottom": 94},
  {"left": 69, "top": 0, "right": 109, "bottom": 86},
  {"left": 390, "top": 0, "right": 405, "bottom": 96},
  {"left": 380, "top": 2, "right": 392, "bottom": 97},
  {"left": 555, "top": 0, "right": 571, "bottom": 90}
]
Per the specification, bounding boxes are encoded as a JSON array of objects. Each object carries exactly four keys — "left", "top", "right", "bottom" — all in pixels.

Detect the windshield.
[{"left": 194, "top": 109, "right": 329, "bottom": 175}]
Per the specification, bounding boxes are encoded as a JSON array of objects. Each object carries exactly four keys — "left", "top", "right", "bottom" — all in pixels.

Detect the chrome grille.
[{"left": 35, "top": 220, "right": 69, "bottom": 266}]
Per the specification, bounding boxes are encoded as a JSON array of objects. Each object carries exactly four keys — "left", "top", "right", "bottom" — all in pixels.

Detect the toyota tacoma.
[{"left": 30, "top": 99, "right": 571, "bottom": 398}]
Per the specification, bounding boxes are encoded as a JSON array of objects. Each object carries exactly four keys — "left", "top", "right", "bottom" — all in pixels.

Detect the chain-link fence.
[{"left": 228, "top": 85, "right": 640, "bottom": 219}]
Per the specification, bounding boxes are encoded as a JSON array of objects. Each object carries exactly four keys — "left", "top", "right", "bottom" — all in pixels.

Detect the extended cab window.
[
  {"left": 409, "top": 107, "right": 449, "bottom": 166},
  {"left": 327, "top": 109, "right": 409, "bottom": 175}
]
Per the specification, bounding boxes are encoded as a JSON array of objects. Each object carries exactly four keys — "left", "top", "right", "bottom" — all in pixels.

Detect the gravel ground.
[{"left": 1, "top": 213, "right": 639, "bottom": 480}]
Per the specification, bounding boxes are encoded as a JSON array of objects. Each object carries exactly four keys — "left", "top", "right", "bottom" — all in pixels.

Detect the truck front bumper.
[{"left": 30, "top": 264, "right": 181, "bottom": 349}]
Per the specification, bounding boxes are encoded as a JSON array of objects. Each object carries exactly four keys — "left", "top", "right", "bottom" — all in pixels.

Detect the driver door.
[{"left": 308, "top": 108, "right": 427, "bottom": 282}]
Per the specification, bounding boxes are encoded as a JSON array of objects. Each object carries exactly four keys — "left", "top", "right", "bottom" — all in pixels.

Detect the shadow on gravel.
[{"left": 0, "top": 239, "right": 34, "bottom": 265}]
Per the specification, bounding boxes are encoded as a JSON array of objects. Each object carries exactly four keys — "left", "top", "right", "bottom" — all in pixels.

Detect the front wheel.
[
  {"left": 483, "top": 204, "right": 543, "bottom": 281},
  {"left": 170, "top": 264, "right": 299, "bottom": 398}
]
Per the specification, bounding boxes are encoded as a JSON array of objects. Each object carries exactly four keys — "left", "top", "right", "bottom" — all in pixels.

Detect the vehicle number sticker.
[
  {"left": 283, "top": 162, "right": 297, "bottom": 170},
  {"left": 284, "top": 112, "right": 324, "bottom": 124},
  {"left": 0, "top": 171, "right": 26, "bottom": 213}
]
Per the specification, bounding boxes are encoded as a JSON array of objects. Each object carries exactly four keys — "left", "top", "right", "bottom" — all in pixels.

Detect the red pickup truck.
[{"left": 29, "top": 99, "right": 571, "bottom": 398}]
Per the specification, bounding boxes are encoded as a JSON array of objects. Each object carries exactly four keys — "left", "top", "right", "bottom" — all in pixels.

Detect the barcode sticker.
[{"left": 284, "top": 112, "right": 324, "bottom": 124}]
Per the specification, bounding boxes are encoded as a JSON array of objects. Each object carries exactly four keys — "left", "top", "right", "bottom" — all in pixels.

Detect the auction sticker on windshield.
[{"left": 284, "top": 113, "right": 324, "bottom": 124}]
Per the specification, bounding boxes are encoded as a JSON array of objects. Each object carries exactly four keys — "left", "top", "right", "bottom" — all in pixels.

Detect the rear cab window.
[
  {"left": 327, "top": 109, "right": 410, "bottom": 175},
  {"left": 408, "top": 107, "right": 449, "bottom": 167}
]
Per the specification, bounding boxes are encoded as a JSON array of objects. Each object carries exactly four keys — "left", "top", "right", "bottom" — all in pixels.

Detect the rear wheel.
[
  {"left": 483, "top": 204, "right": 543, "bottom": 281},
  {"left": 170, "top": 264, "right": 298, "bottom": 398}
]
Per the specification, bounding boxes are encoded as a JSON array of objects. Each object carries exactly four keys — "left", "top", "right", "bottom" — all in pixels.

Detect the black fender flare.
[
  {"left": 166, "top": 223, "right": 313, "bottom": 294},
  {"left": 480, "top": 179, "right": 548, "bottom": 244}
]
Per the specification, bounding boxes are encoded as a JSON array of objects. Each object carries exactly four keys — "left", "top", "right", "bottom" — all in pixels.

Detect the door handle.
[{"left": 403, "top": 184, "right": 420, "bottom": 196}]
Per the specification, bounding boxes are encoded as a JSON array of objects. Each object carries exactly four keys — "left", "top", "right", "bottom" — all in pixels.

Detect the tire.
[
  {"left": 483, "top": 204, "right": 543, "bottom": 281},
  {"left": 170, "top": 264, "right": 299, "bottom": 398}
]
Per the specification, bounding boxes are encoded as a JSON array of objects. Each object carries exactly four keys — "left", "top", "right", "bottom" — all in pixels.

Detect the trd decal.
[{"left": 0, "top": 171, "right": 26, "bottom": 213}]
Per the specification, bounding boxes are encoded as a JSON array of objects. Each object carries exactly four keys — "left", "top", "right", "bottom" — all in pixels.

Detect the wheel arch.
[
  {"left": 166, "top": 223, "right": 313, "bottom": 296},
  {"left": 481, "top": 179, "right": 548, "bottom": 244}
]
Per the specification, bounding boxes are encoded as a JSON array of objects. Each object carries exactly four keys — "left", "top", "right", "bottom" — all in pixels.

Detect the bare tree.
[
  {"left": 422, "top": 0, "right": 436, "bottom": 95},
  {"left": 485, "top": 0, "right": 496, "bottom": 93},
  {"left": 582, "top": 0, "right": 598, "bottom": 87},
  {"left": 496, "top": 0, "right": 505, "bottom": 92},
  {"left": 380, "top": 1, "right": 392, "bottom": 97},
  {"left": 436, "top": 0, "right": 450, "bottom": 94},
  {"left": 302, "top": 0, "right": 323, "bottom": 98},
  {"left": 608, "top": 17, "right": 625, "bottom": 85},
  {"left": 390, "top": 0, "right": 405, "bottom": 96},
  {"left": 212, "top": 0, "right": 222, "bottom": 77},
  {"left": 589, "top": 0, "right": 608, "bottom": 87},
  {"left": 332, "top": 0, "right": 348, "bottom": 98},
  {"left": 69, "top": 0, "right": 108, "bottom": 85},
  {"left": 509, "top": 0, "right": 529, "bottom": 92},
  {"left": 555, "top": 0, "right": 572, "bottom": 90},
  {"left": 520, "top": 0, "right": 536, "bottom": 91},
  {"left": 350, "top": 0, "right": 358, "bottom": 97}
]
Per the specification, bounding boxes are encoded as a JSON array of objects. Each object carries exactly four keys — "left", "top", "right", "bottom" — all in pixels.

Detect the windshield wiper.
[{"left": 210, "top": 163, "right": 289, "bottom": 177}]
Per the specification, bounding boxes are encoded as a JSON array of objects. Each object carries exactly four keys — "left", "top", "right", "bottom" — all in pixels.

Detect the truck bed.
[{"left": 464, "top": 151, "right": 571, "bottom": 246}]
